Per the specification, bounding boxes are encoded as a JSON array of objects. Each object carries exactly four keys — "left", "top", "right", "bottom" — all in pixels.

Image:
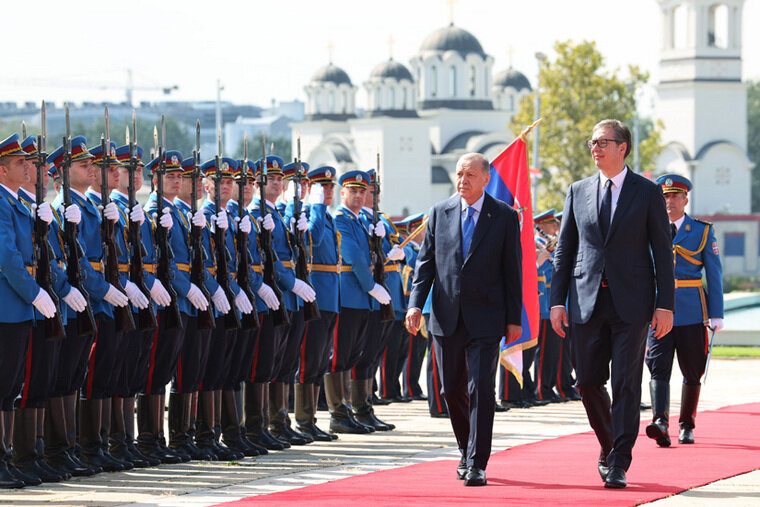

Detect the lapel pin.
[{"left": 487, "top": 213, "right": 491, "bottom": 218}]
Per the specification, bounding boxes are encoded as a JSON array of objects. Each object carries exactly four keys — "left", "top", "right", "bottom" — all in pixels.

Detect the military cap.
[
  {"left": 656, "top": 173, "right": 692, "bottom": 194},
  {"left": 145, "top": 150, "right": 184, "bottom": 174},
  {"left": 534, "top": 208, "right": 558, "bottom": 224},
  {"left": 201, "top": 157, "right": 237, "bottom": 178},
  {"left": 1, "top": 133, "right": 30, "bottom": 157},
  {"left": 48, "top": 163, "right": 59, "bottom": 179},
  {"left": 254, "top": 155, "right": 284, "bottom": 175},
  {"left": 555, "top": 211, "right": 563, "bottom": 221},
  {"left": 115, "top": 144, "right": 144, "bottom": 165},
  {"left": 90, "top": 141, "right": 124, "bottom": 167},
  {"left": 339, "top": 170, "right": 370, "bottom": 188},
  {"left": 282, "top": 161, "right": 310, "bottom": 181},
  {"left": 366, "top": 168, "right": 377, "bottom": 185},
  {"left": 21, "top": 136, "right": 38, "bottom": 158},
  {"left": 307, "top": 166, "right": 336, "bottom": 185},
  {"left": 181, "top": 157, "right": 195, "bottom": 177},
  {"left": 46, "top": 135, "right": 94, "bottom": 170},
  {"left": 233, "top": 159, "right": 255, "bottom": 179}
]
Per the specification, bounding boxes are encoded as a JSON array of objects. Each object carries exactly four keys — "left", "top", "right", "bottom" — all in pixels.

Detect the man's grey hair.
[{"left": 456, "top": 152, "right": 490, "bottom": 174}]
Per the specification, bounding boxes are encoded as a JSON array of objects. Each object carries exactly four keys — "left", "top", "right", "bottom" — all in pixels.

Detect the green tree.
[
  {"left": 233, "top": 134, "right": 291, "bottom": 162},
  {"left": 511, "top": 40, "right": 664, "bottom": 210},
  {"left": 748, "top": 80, "right": 760, "bottom": 212}
]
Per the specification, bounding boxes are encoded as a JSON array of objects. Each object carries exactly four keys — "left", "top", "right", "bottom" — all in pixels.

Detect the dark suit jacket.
[
  {"left": 550, "top": 168, "right": 674, "bottom": 324},
  {"left": 408, "top": 192, "right": 522, "bottom": 338}
]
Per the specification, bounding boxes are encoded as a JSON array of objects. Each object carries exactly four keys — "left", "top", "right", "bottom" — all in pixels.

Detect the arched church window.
[
  {"left": 430, "top": 66, "right": 437, "bottom": 97},
  {"left": 328, "top": 92, "right": 335, "bottom": 113},
  {"left": 449, "top": 66, "right": 457, "bottom": 97},
  {"left": 509, "top": 94, "right": 514, "bottom": 111},
  {"left": 708, "top": 4, "right": 729, "bottom": 48},
  {"left": 469, "top": 65, "right": 476, "bottom": 97},
  {"left": 389, "top": 87, "right": 395, "bottom": 109},
  {"left": 402, "top": 88, "right": 408, "bottom": 109},
  {"left": 671, "top": 4, "right": 688, "bottom": 49},
  {"left": 343, "top": 91, "right": 349, "bottom": 113}
]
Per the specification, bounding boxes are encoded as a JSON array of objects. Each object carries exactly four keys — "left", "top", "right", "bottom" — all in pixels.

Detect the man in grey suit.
[
  {"left": 406, "top": 153, "right": 522, "bottom": 487},
  {"left": 551, "top": 119, "right": 674, "bottom": 489}
]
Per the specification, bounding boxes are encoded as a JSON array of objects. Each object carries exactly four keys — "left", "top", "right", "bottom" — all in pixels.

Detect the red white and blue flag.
[{"left": 484, "top": 136, "right": 539, "bottom": 387}]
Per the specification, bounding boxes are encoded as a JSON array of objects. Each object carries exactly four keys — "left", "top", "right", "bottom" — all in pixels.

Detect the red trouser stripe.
[
  {"left": 176, "top": 357, "right": 183, "bottom": 393},
  {"left": 145, "top": 313, "right": 160, "bottom": 394},
  {"left": 85, "top": 321, "right": 101, "bottom": 399},
  {"left": 330, "top": 314, "right": 340, "bottom": 373},
  {"left": 381, "top": 347, "right": 389, "bottom": 397},
  {"left": 19, "top": 330, "right": 34, "bottom": 408},
  {"left": 249, "top": 313, "right": 264, "bottom": 382},
  {"left": 536, "top": 320, "right": 547, "bottom": 399},
  {"left": 298, "top": 321, "right": 310, "bottom": 384},
  {"left": 431, "top": 339, "right": 443, "bottom": 413},
  {"left": 405, "top": 334, "right": 413, "bottom": 396},
  {"left": 704, "top": 327, "right": 709, "bottom": 356}
]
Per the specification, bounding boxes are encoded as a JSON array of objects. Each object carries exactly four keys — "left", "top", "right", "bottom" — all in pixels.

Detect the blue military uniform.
[{"left": 645, "top": 174, "right": 724, "bottom": 447}]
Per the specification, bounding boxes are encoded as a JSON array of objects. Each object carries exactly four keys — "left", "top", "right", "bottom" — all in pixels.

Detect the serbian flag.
[{"left": 485, "top": 136, "right": 539, "bottom": 387}]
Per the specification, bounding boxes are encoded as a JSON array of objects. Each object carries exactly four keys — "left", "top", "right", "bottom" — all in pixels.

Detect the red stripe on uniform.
[
  {"left": 249, "top": 313, "right": 264, "bottom": 382},
  {"left": 85, "top": 321, "right": 101, "bottom": 399},
  {"left": 176, "top": 357, "right": 183, "bottom": 393},
  {"left": 430, "top": 340, "right": 443, "bottom": 413},
  {"left": 298, "top": 321, "right": 310, "bottom": 384},
  {"left": 381, "top": 347, "right": 389, "bottom": 397},
  {"left": 330, "top": 314, "right": 340, "bottom": 373},
  {"left": 536, "top": 320, "right": 547, "bottom": 400},
  {"left": 146, "top": 314, "right": 161, "bottom": 393},
  {"left": 704, "top": 327, "right": 709, "bottom": 356},
  {"left": 19, "top": 330, "right": 34, "bottom": 408}
]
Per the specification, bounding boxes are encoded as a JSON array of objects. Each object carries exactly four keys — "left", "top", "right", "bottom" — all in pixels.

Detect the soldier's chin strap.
[{"left": 702, "top": 325, "right": 717, "bottom": 384}]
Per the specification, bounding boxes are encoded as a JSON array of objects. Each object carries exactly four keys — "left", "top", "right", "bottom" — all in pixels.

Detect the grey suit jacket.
[
  {"left": 550, "top": 168, "right": 674, "bottom": 324},
  {"left": 408, "top": 192, "right": 522, "bottom": 338}
]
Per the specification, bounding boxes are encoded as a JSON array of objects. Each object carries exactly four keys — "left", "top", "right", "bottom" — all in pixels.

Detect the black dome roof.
[
  {"left": 310, "top": 63, "right": 352, "bottom": 85},
  {"left": 493, "top": 67, "right": 532, "bottom": 91},
  {"left": 419, "top": 24, "right": 485, "bottom": 56},
  {"left": 370, "top": 58, "right": 414, "bottom": 82}
]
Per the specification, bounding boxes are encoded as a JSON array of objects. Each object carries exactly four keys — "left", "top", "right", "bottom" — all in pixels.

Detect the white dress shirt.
[
  {"left": 461, "top": 191, "right": 485, "bottom": 228},
  {"left": 598, "top": 166, "right": 628, "bottom": 218},
  {"left": 672, "top": 215, "right": 685, "bottom": 232}
]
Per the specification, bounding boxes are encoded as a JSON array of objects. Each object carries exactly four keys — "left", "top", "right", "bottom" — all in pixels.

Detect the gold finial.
[
  {"left": 507, "top": 46, "right": 514, "bottom": 68},
  {"left": 327, "top": 41, "right": 334, "bottom": 64},
  {"left": 387, "top": 36, "right": 395, "bottom": 60},
  {"left": 446, "top": 0, "right": 458, "bottom": 25}
]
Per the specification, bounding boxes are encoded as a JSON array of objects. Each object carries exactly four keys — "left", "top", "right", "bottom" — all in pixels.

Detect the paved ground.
[{"left": 3, "top": 357, "right": 758, "bottom": 507}]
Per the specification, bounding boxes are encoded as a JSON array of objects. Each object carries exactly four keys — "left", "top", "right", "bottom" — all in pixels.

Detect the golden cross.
[
  {"left": 446, "top": 0, "right": 457, "bottom": 24},
  {"left": 327, "top": 41, "right": 334, "bottom": 64},
  {"left": 387, "top": 36, "right": 395, "bottom": 59},
  {"left": 507, "top": 46, "right": 514, "bottom": 68}
]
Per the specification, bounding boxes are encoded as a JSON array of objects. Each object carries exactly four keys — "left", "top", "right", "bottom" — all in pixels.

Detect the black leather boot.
[
  {"left": 221, "top": 390, "right": 258, "bottom": 457},
  {"left": 295, "top": 383, "right": 332, "bottom": 442},
  {"left": 13, "top": 407, "right": 65, "bottom": 483},
  {"left": 234, "top": 388, "right": 267, "bottom": 455},
  {"left": 0, "top": 420, "right": 24, "bottom": 489},
  {"left": 269, "top": 382, "right": 307, "bottom": 445},
  {"left": 44, "top": 395, "right": 98, "bottom": 476},
  {"left": 679, "top": 383, "right": 701, "bottom": 444},
  {"left": 170, "top": 392, "right": 213, "bottom": 461},
  {"left": 352, "top": 379, "right": 393, "bottom": 431},
  {"left": 313, "top": 384, "right": 337, "bottom": 440},
  {"left": 124, "top": 396, "right": 159, "bottom": 467},
  {"left": 110, "top": 396, "right": 149, "bottom": 468},
  {"left": 245, "top": 383, "right": 286, "bottom": 451},
  {"left": 645, "top": 380, "right": 670, "bottom": 447},
  {"left": 194, "top": 391, "right": 219, "bottom": 459},
  {"left": 101, "top": 397, "right": 133, "bottom": 470},
  {"left": 210, "top": 391, "right": 242, "bottom": 461},
  {"left": 79, "top": 399, "right": 125, "bottom": 472},
  {"left": 324, "top": 373, "right": 371, "bottom": 434}
]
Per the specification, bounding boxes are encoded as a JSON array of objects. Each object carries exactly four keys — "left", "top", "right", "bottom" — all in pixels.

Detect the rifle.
[
  {"left": 154, "top": 117, "right": 183, "bottom": 330},
  {"left": 190, "top": 120, "right": 215, "bottom": 330},
  {"left": 61, "top": 103, "right": 97, "bottom": 337},
  {"left": 292, "top": 136, "right": 319, "bottom": 322},
  {"left": 234, "top": 133, "right": 259, "bottom": 330},
  {"left": 213, "top": 128, "right": 240, "bottom": 329},
  {"left": 99, "top": 107, "right": 135, "bottom": 332},
  {"left": 126, "top": 112, "right": 157, "bottom": 331},
  {"left": 372, "top": 151, "right": 394, "bottom": 321},
  {"left": 258, "top": 133, "right": 288, "bottom": 327},
  {"left": 33, "top": 101, "right": 65, "bottom": 339}
]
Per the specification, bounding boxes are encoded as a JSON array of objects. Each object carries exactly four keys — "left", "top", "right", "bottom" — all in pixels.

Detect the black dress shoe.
[
  {"left": 597, "top": 456, "right": 610, "bottom": 482},
  {"left": 646, "top": 419, "right": 671, "bottom": 447},
  {"left": 464, "top": 467, "right": 487, "bottom": 486},
  {"left": 456, "top": 456, "right": 467, "bottom": 480},
  {"left": 372, "top": 394, "right": 391, "bottom": 406},
  {"left": 494, "top": 403, "right": 510, "bottom": 412},
  {"left": 604, "top": 466, "right": 626, "bottom": 489},
  {"left": 679, "top": 425, "right": 695, "bottom": 444},
  {"left": 430, "top": 412, "right": 449, "bottom": 419},
  {"left": 640, "top": 402, "right": 651, "bottom": 411},
  {"left": 412, "top": 394, "right": 427, "bottom": 401}
]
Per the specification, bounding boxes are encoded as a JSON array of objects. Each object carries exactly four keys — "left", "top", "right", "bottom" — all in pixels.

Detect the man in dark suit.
[
  {"left": 406, "top": 152, "right": 522, "bottom": 487},
  {"left": 550, "top": 119, "right": 674, "bottom": 489}
]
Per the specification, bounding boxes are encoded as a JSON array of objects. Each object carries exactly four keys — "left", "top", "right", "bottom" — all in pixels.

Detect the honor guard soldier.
[
  {"left": 397, "top": 213, "right": 428, "bottom": 401},
  {"left": 552, "top": 211, "right": 580, "bottom": 401},
  {"left": 139, "top": 151, "right": 205, "bottom": 464},
  {"left": 0, "top": 134, "right": 58, "bottom": 489},
  {"left": 532, "top": 209, "right": 564, "bottom": 403},
  {"left": 646, "top": 174, "right": 724, "bottom": 447},
  {"left": 290, "top": 166, "right": 339, "bottom": 442},
  {"left": 50, "top": 136, "right": 131, "bottom": 473},
  {"left": 327, "top": 170, "right": 391, "bottom": 434}
]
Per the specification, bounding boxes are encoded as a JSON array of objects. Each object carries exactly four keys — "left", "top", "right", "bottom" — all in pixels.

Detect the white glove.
[
  {"left": 296, "top": 212, "right": 308, "bottom": 232},
  {"left": 308, "top": 184, "right": 324, "bottom": 205},
  {"left": 709, "top": 318, "right": 724, "bottom": 332},
  {"left": 33, "top": 202, "right": 54, "bottom": 224},
  {"left": 234, "top": 290, "right": 253, "bottom": 314},
  {"left": 191, "top": 210, "right": 206, "bottom": 228},
  {"left": 186, "top": 283, "right": 209, "bottom": 311},
  {"left": 257, "top": 214, "right": 275, "bottom": 231},
  {"left": 211, "top": 286, "right": 231, "bottom": 314},
  {"left": 33, "top": 288, "right": 57, "bottom": 319},
  {"left": 104, "top": 284, "right": 129, "bottom": 307},
  {"left": 62, "top": 287, "right": 87, "bottom": 313},
  {"left": 103, "top": 202, "right": 119, "bottom": 222},
  {"left": 387, "top": 245, "right": 405, "bottom": 261},
  {"left": 210, "top": 210, "right": 228, "bottom": 231},
  {"left": 257, "top": 283, "right": 280, "bottom": 311},
  {"left": 159, "top": 207, "right": 173, "bottom": 230},
  {"left": 291, "top": 278, "right": 316, "bottom": 302},
  {"left": 284, "top": 181, "right": 296, "bottom": 203},
  {"left": 125, "top": 280, "right": 149, "bottom": 309},
  {"left": 237, "top": 215, "right": 252, "bottom": 234},
  {"left": 149, "top": 279, "right": 172, "bottom": 307},
  {"left": 369, "top": 221, "right": 386, "bottom": 238},
  {"left": 65, "top": 204, "right": 81, "bottom": 224},
  {"left": 130, "top": 205, "right": 145, "bottom": 225},
  {"left": 368, "top": 283, "right": 391, "bottom": 305}
]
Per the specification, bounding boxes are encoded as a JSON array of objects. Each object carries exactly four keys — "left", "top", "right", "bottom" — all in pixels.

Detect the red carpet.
[{"left": 220, "top": 403, "right": 760, "bottom": 506}]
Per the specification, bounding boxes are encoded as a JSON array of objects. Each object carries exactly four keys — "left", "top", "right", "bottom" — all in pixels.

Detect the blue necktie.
[
  {"left": 599, "top": 179, "right": 612, "bottom": 238},
  {"left": 462, "top": 206, "right": 475, "bottom": 258}
]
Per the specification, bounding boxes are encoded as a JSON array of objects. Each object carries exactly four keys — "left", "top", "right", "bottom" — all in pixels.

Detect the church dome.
[
  {"left": 310, "top": 63, "right": 352, "bottom": 85},
  {"left": 370, "top": 58, "right": 414, "bottom": 82},
  {"left": 419, "top": 24, "right": 485, "bottom": 56},
  {"left": 493, "top": 67, "right": 531, "bottom": 91}
]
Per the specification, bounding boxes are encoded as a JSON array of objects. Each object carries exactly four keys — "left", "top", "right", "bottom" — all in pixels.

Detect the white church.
[{"left": 292, "top": 1, "right": 756, "bottom": 276}]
